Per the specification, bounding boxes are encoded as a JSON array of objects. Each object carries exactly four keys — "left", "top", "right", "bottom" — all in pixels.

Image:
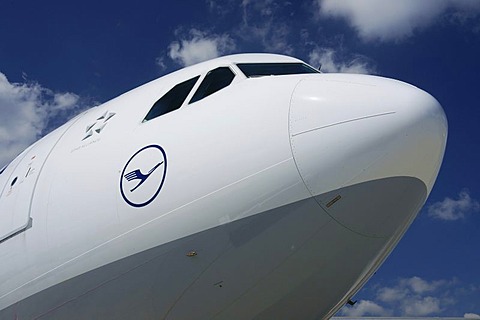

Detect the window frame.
[
  {"left": 143, "top": 75, "right": 200, "bottom": 122},
  {"left": 236, "top": 62, "right": 320, "bottom": 78},
  {"left": 188, "top": 66, "right": 237, "bottom": 105}
]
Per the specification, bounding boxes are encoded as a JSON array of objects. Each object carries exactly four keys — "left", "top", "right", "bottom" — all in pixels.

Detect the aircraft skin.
[{"left": 0, "top": 54, "right": 447, "bottom": 319}]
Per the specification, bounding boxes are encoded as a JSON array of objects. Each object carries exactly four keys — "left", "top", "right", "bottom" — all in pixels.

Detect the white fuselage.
[{"left": 0, "top": 54, "right": 447, "bottom": 319}]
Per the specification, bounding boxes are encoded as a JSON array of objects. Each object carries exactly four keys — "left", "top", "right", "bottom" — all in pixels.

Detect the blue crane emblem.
[
  {"left": 120, "top": 145, "right": 167, "bottom": 208},
  {"left": 123, "top": 161, "right": 163, "bottom": 192}
]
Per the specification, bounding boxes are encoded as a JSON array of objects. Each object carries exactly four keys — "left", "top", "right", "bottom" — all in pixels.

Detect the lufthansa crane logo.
[{"left": 120, "top": 145, "right": 167, "bottom": 207}]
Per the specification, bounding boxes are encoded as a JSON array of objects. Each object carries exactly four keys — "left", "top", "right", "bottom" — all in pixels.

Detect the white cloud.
[
  {"left": 0, "top": 72, "right": 82, "bottom": 167},
  {"left": 340, "top": 300, "right": 391, "bottom": 317},
  {"left": 52, "top": 92, "right": 79, "bottom": 112},
  {"left": 340, "top": 276, "right": 478, "bottom": 317},
  {"left": 403, "top": 276, "right": 446, "bottom": 294},
  {"left": 376, "top": 277, "right": 445, "bottom": 304},
  {"left": 377, "top": 286, "right": 408, "bottom": 303},
  {"left": 308, "top": 47, "right": 375, "bottom": 74},
  {"left": 317, "top": 0, "right": 480, "bottom": 42},
  {"left": 403, "top": 296, "right": 442, "bottom": 316},
  {"left": 428, "top": 189, "right": 480, "bottom": 221},
  {"left": 375, "top": 276, "right": 454, "bottom": 316},
  {"left": 168, "top": 29, "right": 236, "bottom": 67},
  {"left": 155, "top": 56, "right": 167, "bottom": 71}
]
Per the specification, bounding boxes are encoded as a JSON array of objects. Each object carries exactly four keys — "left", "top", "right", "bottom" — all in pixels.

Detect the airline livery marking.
[{"left": 120, "top": 145, "right": 167, "bottom": 207}]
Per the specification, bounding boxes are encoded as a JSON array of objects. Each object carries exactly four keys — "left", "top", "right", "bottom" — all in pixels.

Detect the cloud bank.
[
  {"left": 0, "top": 73, "right": 84, "bottom": 167},
  {"left": 376, "top": 277, "right": 449, "bottom": 316},
  {"left": 317, "top": 0, "right": 480, "bottom": 42},
  {"left": 308, "top": 47, "right": 375, "bottom": 74},
  {"left": 341, "top": 300, "right": 391, "bottom": 317},
  {"left": 168, "top": 29, "right": 236, "bottom": 67},
  {"left": 163, "top": 1, "right": 378, "bottom": 74},
  {"left": 428, "top": 189, "right": 480, "bottom": 221},
  {"left": 339, "top": 276, "right": 467, "bottom": 317}
]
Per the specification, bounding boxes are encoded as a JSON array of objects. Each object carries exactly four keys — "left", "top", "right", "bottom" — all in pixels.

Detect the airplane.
[{"left": 0, "top": 53, "right": 447, "bottom": 319}]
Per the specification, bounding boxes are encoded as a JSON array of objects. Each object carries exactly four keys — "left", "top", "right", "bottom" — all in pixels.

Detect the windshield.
[{"left": 236, "top": 63, "right": 319, "bottom": 78}]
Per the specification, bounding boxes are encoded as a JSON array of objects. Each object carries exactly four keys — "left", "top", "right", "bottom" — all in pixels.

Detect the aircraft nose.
[{"left": 289, "top": 75, "right": 447, "bottom": 237}]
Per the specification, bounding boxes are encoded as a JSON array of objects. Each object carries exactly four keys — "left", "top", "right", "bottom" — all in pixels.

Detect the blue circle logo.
[{"left": 120, "top": 145, "right": 167, "bottom": 207}]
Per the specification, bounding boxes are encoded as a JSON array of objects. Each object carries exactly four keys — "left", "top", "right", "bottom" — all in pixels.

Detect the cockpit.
[
  {"left": 142, "top": 60, "right": 320, "bottom": 122},
  {"left": 143, "top": 66, "right": 237, "bottom": 122}
]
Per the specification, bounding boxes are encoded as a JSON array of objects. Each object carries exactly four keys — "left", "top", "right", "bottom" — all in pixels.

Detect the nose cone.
[{"left": 289, "top": 75, "right": 447, "bottom": 237}]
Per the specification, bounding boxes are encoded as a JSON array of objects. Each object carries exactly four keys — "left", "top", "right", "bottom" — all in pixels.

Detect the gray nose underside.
[{"left": 315, "top": 176, "right": 427, "bottom": 238}]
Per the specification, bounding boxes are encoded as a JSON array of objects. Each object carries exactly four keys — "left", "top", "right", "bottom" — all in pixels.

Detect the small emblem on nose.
[
  {"left": 123, "top": 162, "right": 163, "bottom": 192},
  {"left": 120, "top": 145, "right": 167, "bottom": 207}
]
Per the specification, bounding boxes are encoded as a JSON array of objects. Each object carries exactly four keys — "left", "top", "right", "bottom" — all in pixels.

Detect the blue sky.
[{"left": 1, "top": 0, "right": 479, "bottom": 317}]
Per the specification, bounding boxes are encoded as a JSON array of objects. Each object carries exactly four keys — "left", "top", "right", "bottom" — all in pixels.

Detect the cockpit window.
[
  {"left": 144, "top": 76, "right": 199, "bottom": 121},
  {"left": 236, "top": 63, "right": 319, "bottom": 78},
  {"left": 189, "top": 67, "right": 235, "bottom": 104}
]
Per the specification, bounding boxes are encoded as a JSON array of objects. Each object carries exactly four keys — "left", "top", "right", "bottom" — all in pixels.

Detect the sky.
[{"left": 1, "top": 0, "right": 479, "bottom": 317}]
